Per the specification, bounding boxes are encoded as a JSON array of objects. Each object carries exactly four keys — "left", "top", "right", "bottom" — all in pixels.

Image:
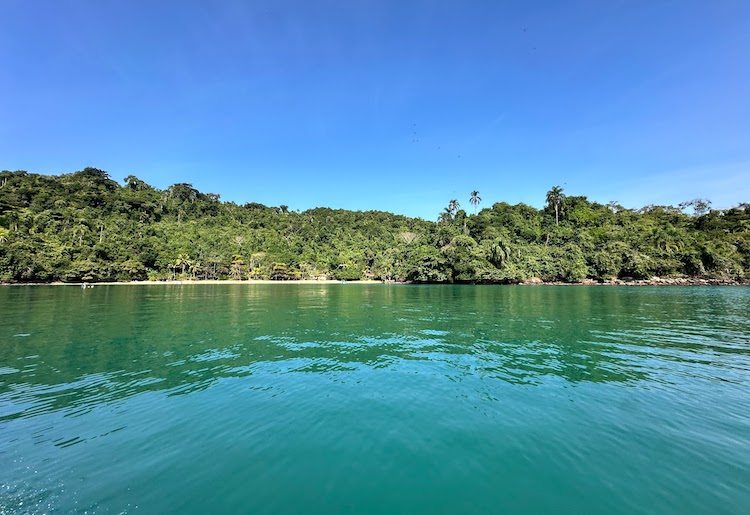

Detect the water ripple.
[{"left": 1, "top": 285, "right": 749, "bottom": 513}]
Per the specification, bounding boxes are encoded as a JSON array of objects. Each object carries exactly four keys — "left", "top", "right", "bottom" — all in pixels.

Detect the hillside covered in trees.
[{"left": 1, "top": 168, "right": 749, "bottom": 284}]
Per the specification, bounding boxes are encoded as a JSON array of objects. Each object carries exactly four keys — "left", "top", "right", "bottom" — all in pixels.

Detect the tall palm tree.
[
  {"left": 447, "top": 199, "right": 460, "bottom": 217},
  {"left": 469, "top": 190, "right": 481, "bottom": 214},
  {"left": 546, "top": 186, "right": 565, "bottom": 225}
]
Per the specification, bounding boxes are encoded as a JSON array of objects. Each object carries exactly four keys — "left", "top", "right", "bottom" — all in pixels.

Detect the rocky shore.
[{"left": 521, "top": 276, "right": 749, "bottom": 286}]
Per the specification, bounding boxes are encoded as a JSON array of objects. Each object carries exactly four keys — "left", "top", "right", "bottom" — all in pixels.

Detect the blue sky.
[{"left": 1, "top": 0, "right": 749, "bottom": 219}]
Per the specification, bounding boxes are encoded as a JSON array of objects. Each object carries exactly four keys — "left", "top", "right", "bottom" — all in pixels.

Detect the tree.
[
  {"left": 2, "top": 167, "right": 750, "bottom": 285},
  {"left": 438, "top": 211, "right": 452, "bottom": 225},
  {"left": 124, "top": 175, "right": 148, "bottom": 191},
  {"left": 189, "top": 260, "right": 201, "bottom": 279},
  {"left": 679, "top": 198, "right": 712, "bottom": 217},
  {"left": 439, "top": 200, "right": 461, "bottom": 224},
  {"left": 71, "top": 221, "right": 89, "bottom": 245},
  {"left": 233, "top": 235, "right": 246, "bottom": 253},
  {"left": 231, "top": 255, "right": 245, "bottom": 280},
  {"left": 167, "top": 259, "right": 179, "bottom": 280},
  {"left": 469, "top": 190, "right": 481, "bottom": 214},
  {"left": 175, "top": 253, "right": 192, "bottom": 276},
  {"left": 447, "top": 199, "right": 460, "bottom": 218},
  {"left": 546, "top": 186, "right": 566, "bottom": 225},
  {"left": 482, "top": 237, "right": 511, "bottom": 267}
]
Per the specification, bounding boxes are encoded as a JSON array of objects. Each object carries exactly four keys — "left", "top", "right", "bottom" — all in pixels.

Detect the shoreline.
[
  {"left": 1, "top": 278, "right": 748, "bottom": 287},
  {"left": 0, "top": 279, "right": 384, "bottom": 287}
]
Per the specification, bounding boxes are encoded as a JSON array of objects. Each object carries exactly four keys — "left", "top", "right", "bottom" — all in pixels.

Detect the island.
[{"left": 1, "top": 167, "right": 748, "bottom": 285}]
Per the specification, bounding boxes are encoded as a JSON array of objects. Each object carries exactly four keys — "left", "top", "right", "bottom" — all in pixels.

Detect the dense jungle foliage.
[{"left": 1, "top": 168, "right": 749, "bottom": 283}]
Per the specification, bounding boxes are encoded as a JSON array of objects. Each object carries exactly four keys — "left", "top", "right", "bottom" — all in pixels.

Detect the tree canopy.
[{"left": 1, "top": 168, "right": 749, "bottom": 284}]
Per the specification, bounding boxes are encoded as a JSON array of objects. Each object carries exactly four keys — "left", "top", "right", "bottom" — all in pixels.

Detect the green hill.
[{"left": 1, "top": 168, "right": 749, "bottom": 284}]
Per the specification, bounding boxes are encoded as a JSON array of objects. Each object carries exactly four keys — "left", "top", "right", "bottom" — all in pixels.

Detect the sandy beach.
[{"left": 2, "top": 279, "right": 388, "bottom": 286}]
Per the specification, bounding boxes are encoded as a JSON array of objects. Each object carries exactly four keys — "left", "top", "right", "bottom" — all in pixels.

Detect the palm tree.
[
  {"left": 447, "top": 199, "right": 460, "bottom": 217},
  {"left": 546, "top": 186, "right": 566, "bottom": 225},
  {"left": 175, "top": 253, "right": 191, "bottom": 276},
  {"left": 483, "top": 237, "right": 511, "bottom": 267},
  {"left": 469, "top": 190, "right": 481, "bottom": 214},
  {"left": 232, "top": 255, "right": 245, "bottom": 281},
  {"left": 189, "top": 260, "right": 201, "bottom": 279},
  {"left": 168, "top": 259, "right": 180, "bottom": 280},
  {"left": 231, "top": 255, "right": 245, "bottom": 280}
]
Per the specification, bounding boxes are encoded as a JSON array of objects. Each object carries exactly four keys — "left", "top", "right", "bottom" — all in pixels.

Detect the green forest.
[{"left": 1, "top": 167, "right": 749, "bottom": 284}]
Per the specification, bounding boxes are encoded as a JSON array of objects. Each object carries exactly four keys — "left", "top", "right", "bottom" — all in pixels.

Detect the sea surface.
[{"left": 1, "top": 284, "right": 749, "bottom": 514}]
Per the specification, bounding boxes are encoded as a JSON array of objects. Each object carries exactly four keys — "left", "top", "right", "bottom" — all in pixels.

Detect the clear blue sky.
[{"left": 1, "top": 0, "right": 748, "bottom": 219}]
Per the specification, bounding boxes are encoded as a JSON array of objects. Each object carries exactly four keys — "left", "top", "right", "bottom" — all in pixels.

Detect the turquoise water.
[{"left": 1, "top": 285, "right": 749, "bottom": 513}]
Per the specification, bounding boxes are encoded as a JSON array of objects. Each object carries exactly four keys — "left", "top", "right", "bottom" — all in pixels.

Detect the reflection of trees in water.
[{"left": 2, "top": 285, "right": 748, "bottom": 421}]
